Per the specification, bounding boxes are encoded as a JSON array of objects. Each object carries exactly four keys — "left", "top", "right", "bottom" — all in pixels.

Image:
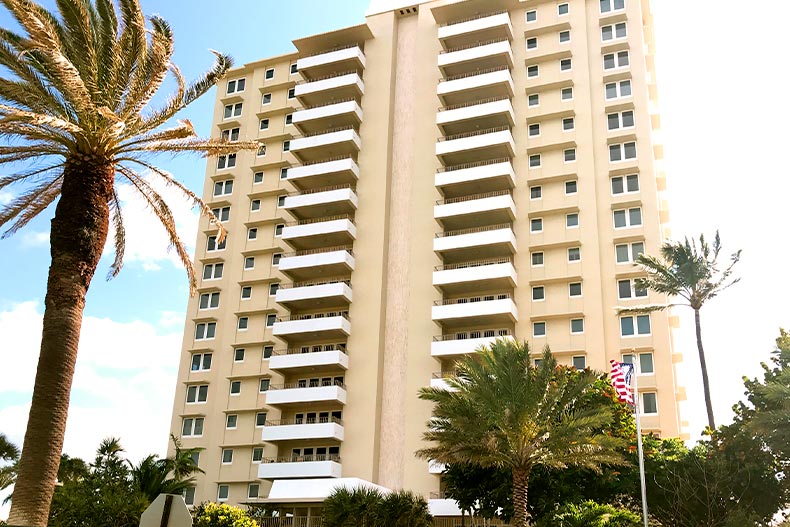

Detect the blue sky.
[{"left": 2, "top": 4, "right": 790, "bottom": 514}]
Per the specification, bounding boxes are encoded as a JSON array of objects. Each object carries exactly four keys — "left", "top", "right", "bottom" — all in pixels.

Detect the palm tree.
[
  {"left": 0, "top": 1, "right": 255, "bottom": 523},
  {"left": 0, "top": 432, "right": 19, "bottom": 492},
  {"left": 130, "top": 435, "right": 202, "bottom": 502},
  {"left": 375, "top": 490, "right": 433, "bottom": 527},
  {"left": 621, "top": 231, "right": 740, "bottom": 430},
  {"left": 417, "top": 340, "right": 625, "bottom": 527},
  {"left": 323, "top": 486, "right": 383, "bottom": 527}
]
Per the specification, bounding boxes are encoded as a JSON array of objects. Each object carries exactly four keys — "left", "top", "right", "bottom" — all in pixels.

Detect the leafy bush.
[
  {"left": 194, "top": 502, "right": 259, "bottom": 527},
  {"left": 537, "top": 500, "right": 641, "bottom": 527}
]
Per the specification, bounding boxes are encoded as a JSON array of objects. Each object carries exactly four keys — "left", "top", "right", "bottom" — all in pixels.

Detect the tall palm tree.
[
  {"left": 0, "top": 432, "right": 19, "bottom": 492},
  {"left": 417, "top": 340, "right": 626, "bottom": 527},
  {"left": 130, "top": 435, "right": 202, "bottom": 502},
  {"left": 621, "top": 231, "right": 740, "bottom": 430},
  {"left": 0, "top": 1, "right": 255, "bottom": 524}
]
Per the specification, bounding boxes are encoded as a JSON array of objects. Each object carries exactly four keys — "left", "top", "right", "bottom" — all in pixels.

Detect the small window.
[
  {"left": 206, "top": 235, "right": 226, "bottom": 252},
  {"left": 184, "top": 487, "right": 196, "bottom": 506},
  {"left": 565, "top": 180, "right": 578, "bottom": 194},
  {"left": 266, "top": 314, "right": 277, "bottom": 327},
  {"left": 600, "top": 0, "right": 626, "bottom": 14},
  {"left": 613, "top": 207, "right": 642, "bottom": 228},
  {"left": 226, "top": 414, "right": 238, "bottom": 429},
  {"left": 255, "top": 412, "right": 268, "bottom": 427},
  {"left": 262, "top": 93, "right": 272, "bottom": 105},
  {"left": 217, "top": 484, "right": 230, "bottom": 501},
  {"left": 639, "top": 352, "right": 655, "bottom": 374},
  {"left": 248, "top": 228, "right": 258, "bottom": 240},
  {"left": 223, "top": 103, "right": 242, "bottom": 119},
  {"left": 528, "top": 93, "right": 540, "bottom": 107},
  {"left": 603, "top": 51, "right": 630, "bottom": 70},
  {"left": 569, "top": 282, "right": 582, "bottom": 297},
  {"left": 234, "top": 348, "right": 246, "bottom": 362},
  {"left": 611, "top": 174, "right": 640, "bottom": 194},
  {"left": 265, "top": 68, "right": 274, "bottom": 80},
  {"left": 251, "top": 199, "right": 261, "bottom": 212},
  {"left": 190, "top": 353, "right": 212, "bottom": 372},
  {"left": 558, "top": 3, "right": 569, "bottom": 15},
  {"left": 618, "top": 279, "right": 648, "bottom": 299},
  {"left": 220, "top": 126, "right": 239, "bottom": 141},
  {"left": 529, "top": 154, "right": 541, "bottom": 168},
  {"left": 274, "top": 224, "right": 284, "bottom": 237},
  {"left": 287, "top": 88, "right": 296, "bottom": 99},
  {"left": 202, "top": 263, "right": 224, "bottom": 280},
  {"left": 566, "top": 213, "right": 579, "bottom": 228},
  {"left": 248, "top": 483, "right": 260, "bottom": 499},
  {"left": 211, "top": 206, "right": 230, "bottom": 223},
  {"left": 257, "top": 144, "right": 267, "bottom": 157},
  {"left": 560, "top": 58, "right": 572, "bottom": 71},
  {"left": 269, "top": 283, "right": 279, "bottom": 296},
  {"left": 602, "top": 22, "right": 627, "bottom": 41},
  {"left": 609, "top": 141, "right": 637, "bottom": 162},
  {"left": 568, "top": 247, "right": 581, "bottom": 262},
  {"left": 527, "top": 37, "right": 538, "bottom": 50},
  {"left": 263, "top": 346, "right": 274, "bottom": 359},
  {"left": 272, "top": 253, "right": 282, "bottom": 266},
  {"left": 607, "top": 110, "right": 635, "bottom": 130},
  {"left": 241, "top": 286, "right": 252, "bottom": 300},
  {"left": 526, "top": 10, "right": 537, "bottom": 22},
  {"left": 620, "top": 314, "right": 651, "bottom": 336},
  {"left": 615, "top": 242, "right": 645, "bottom": 263},
  {"left": 226, "top": 78, "right": 245, "bottom": 94},
  {"left": 230, "top": 381, "right": 241, "bottom": 395},
  {"left": 570, "top": 318, "right": 584, "bottom": 334},
  {"left": 527, "top": 65, "right": 539, "bottom": 78},
  {"left": 283, "top": 140, "right": 290, "bottom": 152},
  {"left": 528, "top": 123, "right": 540, "bottom": 137},
  {"left": 532, "top": 286, "right": 545, "bottom": 301},
  {"left": 277, "top": 195, "right": 286, "bottom": 207},
  {"left": 186, "top": 385, "right": 208, "bottom": 404},
  {"left": 259, "top": 118, "right": 269, "bottom": 130},
  {"left": 253, "top": 171, "right": 264, "bottom": 184},
  {"left": 564, "top": 148, "right": 576, "bottom": 162},
  {"left": 285, "top": 113, "right": 293, "bottom": 125},
  {"left": 530, "top": 218, "right": 543, "bottom": 233},
  {"left": 562, "top": 117, "right": 574, "bottom": 131},
  {"left": 181, "top": 417, "right": 204, "bottom": 437},
  {"left": 222, "top": 449, "right": 233, "bottom": 464},
  {"left": 290, "top": 63, "right": 298, "bottom": 74},
  {"left": 531, "top": 252, "right": 544, "bottom": 266},
  {"left": 530, "top": 186, "right": 542, "bottom": 200},
  {"left": 244, "top": 256, "right": 255, "bottom": 270},
  {"left": 216, "top": 153, "right": 236, "bottom": 170},
  {"left": 561, "top": 87, "right": 574, "bottom": 100},
  {"left": 572, "top": 356, "right": 586, "bottom": 369},
  {"left": 199, "top": 292, "right": 220, "bottom": 310},
  {"left": 605, "top": 80, "right": 632, "bottom": 100},
  {"left": 533, "top": 321, "right": 546, "bottom": 337},
  {"left": 280, "top": 167, "right": 289, "bottom": 179},
  {"left": 195, "top": 322, "right": 216, "bottom": 340},
  {"left": 642, "top": 392, "right": 658, "bottom": 414},
  {"left": 259, "top": 378, "right": 271, "bottom": 392},
  {"left": 237, "top": 317, "right": 249, "bottom": 330}
]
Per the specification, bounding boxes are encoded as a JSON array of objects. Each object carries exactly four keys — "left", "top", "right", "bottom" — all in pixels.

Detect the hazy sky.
[{"left": 1, "top": 0, "right": 788, "bottom": 516}]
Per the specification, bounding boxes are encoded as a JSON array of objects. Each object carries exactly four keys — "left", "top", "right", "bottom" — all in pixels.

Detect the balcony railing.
[
  {"left": 434, "top": 256, "right": 512, "bottom": 272},
  {"left": 280, "top": 245, "right": 354, "bottom": 258},
  {"left": 437, "top": 157, "right": 510, "bottom": 173},
  {"left": 287, "top": 183, "right": 355, "bottom": 197},
  {"left": 441, "top": 38, "right": 510, "bottom": 55},
  {"left": 302, "top": 97, "right": 356, "bottom": 110},
  {"left": 435, "top": 222, "right": 511, "bottom": 238},
  {"left": 285, "top": 214, "right": 355, "bottom": 227},
  {"left": 436, "top": 189, "right": 510, "bottom": 205},
  {"left": 433, "top": 328, "right": 512, "bottom": 341},
  {"left": 270, "top": 344, "right": 348, "bottom": 356},
  {"left": 434, "top": 292, "right": 512, "bottom": 306},
  {"left": 440, "top": 10, "right": 507, "bottom": 27},
  {"left": 301, "top": 124, "right": 356, "bottom": 138},
  {"left": 441, "top": 64, "right": 509, "bottom": 83},
  {"left": 438, "top": 125, "right": 509, "bottom": 142},
  {"left": 277, "top": 278, "right": 351, "bottom": 290},
  {"left": 438, "top": 95, "right": 510, "bottom": 112},
  {"left": 266, "top": 416, "right": 344, "bottom": 426},
  {"left": 267, "top": 381, "right": 346, "bottom": 390},
  {"left": 258, "top": 518, "right": 323, "bottom": 527},
  {"left": 262, "top": 454, "right": 341, "bottom": 463},
  {"left": 298, "top": 155, "right": 355, "bottom": 166},
  {"left": 276, "top": 309, "right": 349, "bottom": 322},
  {"left": 296, "top": 69, "right": 361, "bottom": 85},
  {"left": 304, "top": 43, "right": 360, "bottom": 57}
]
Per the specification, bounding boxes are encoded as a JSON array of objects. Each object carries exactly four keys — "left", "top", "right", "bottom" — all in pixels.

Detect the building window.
[
  {"left": 272, "top": 253, "right": 282, "bottom": 266},
  {"left": 602, "top": 22, "right": 627, "bottom": 41},
  {"left": 257, "top": 144, "right": 267, "bottom": 157},
  {"left": 529, "top": 154, "right": 541, "bottom": 168},
  {"left": 560, "top": 30, "right": 570, "bottom": 42},
  {"left": 217, "top": 485, "right": 229, "bottom": 502},
  {"left": 528, "top": 123, "right": 540, "bottom": 137},
  {"left": 562, "top": 117, "right": 574, "bottom": 131},
  {"left": 280, "top": 167, "right": 289, "bottom": 179},
  {"left": 222, "top": 449, "right": 233, "bottom": 464},
  {"left": 253, "top": 171, "right": 264, "bottom": 184},
  {"left": 611, "top": 174, "right": 639, "bottom": 194},
  {"left": 569, "top": 282, "right": 582, "bottom": 297},
  {"left": 244, "top": 256, "right": 255, "bottom": 270},
  {"left": 613, "top": 207, "right": 642, "bottom": 228},
  {"left": 560, "top": 58, "right": 572, "bottom": 71},
  {"left": 226, "top": 414, "right": 238, "bottom": 429},
  {"left": 528, "top": 93, "right": 539, "bottom": 107},
  {"left": 269, "top": 283, "right": 279, "bottom": 296},
  {"left": 618, "top": 279, "right": 648, "bottom": 299},
  {"left": 253, "top": 447, "right": 264, "bottom": 462},
  {"left": 533, "top": 321, "right": 546, "bottom": 337},
  {"left": 248, "top": 483, "right": 260, "bottom": 499},
  {"left": 241, "top": 286, "right": 252, "bottom": 300},
  {"left": 230, "top": 381, "right": 241, "bottom": 395},
  {"left": 191, "top": 353, "right": 212, "bottom": 372},
  {"left": 572, "top": 356, "right": 586, "bottom": 369},
  {"left": 290, "top": 63, "right": 298, "bottom": 74},
  {"left": 558, "top": 3, "right": 569, "bottom": 15},
  {"left": 285, "top": 113, "right": 293, "bottom": 125},
  {"left": 214, "top": 180, "right": 233, "bottom": 197},
  {"left": 223, "top": 103, "right": 242, "bottom": 119},
  {"left": 216, "top": 153, "right": 236, "bottom": 170},
  {"left": 570, "top": 318, "right": 584, "bottom": 334},
  {"left": 262, "top": 93, "right": 272, "bottom": 105},
  {"left": 181, "top": 417, "right": 204, "bottom": 437},
  {"left": 183, "top": 487, "right": 196, "bottom": 506},
  {"left": 259, "top": 118, "right": 269, "bottom": 130},
  {"left": 526, "top": 10, "right": 537, "bottom": 22},
  {"left": 277, "top": 195, "right": 286, "bottom": 208},
  {"left": 283, "top": 140, "right": 290, "bottom": 152},
  {"left": 532, "top": 286, "right": 545, "bottom": 301},
  {"left": 247, "top": 228, "right": 258, "bottom": 240},
  {"left": 527, "top": 65, "right": 539, "bottom": 78},
  {"left": 530, "top": 218, "right": 543, "bottom": 233},
  {"left": 603, "top": 51, "right": 630, "bottom": 70},
  {"left": 609, "top": 141, "right": 637, "bottom": 162},
  {"left": 265, "top": 68, "right": 274, "bottom": 80},
  {"left": 606, "top": 80, "right": 632, "bottom": 100},
  {"left": 564, "top": 148, "right": 576, "bottom": 162},
  {"left": 565, "top": 180, "right": 578, "bottom": 194},
  {"left": 256, "top": 412, "right": 267, "bottom": 427},
  {"left": 561, "top": 87, "right": 574, "bottom": 101},
  {"left": 624, "top": 352, "right": 655, "bottom": 374},
  {"left": 274, "top": 224, "right": 284, "bottom": 237},
  {"left": 251, "top": 199, "right": 261, "bottom": 212},
  {"left": 642, "top": 392, "right": 658, "bottom": 414},
  {"left": 220, "top": 128, "right": 240, "bottom": 142},
  {"left": 234, "top": 348, "right": 246, "bottom": 362},
  {"left": 616, "top": 241, "right": 645, "bottom": 263},
  {"left": 566, "top": 212, "right": 579, "bottom": 228},
  {"left": 531, "top": 252, "right": 544, "bottom": 266},
  {"left": 608, "top": 110, "right": 635, "bottom": 130},
  {"left": 620, "top": 314, "right": 651, "bottom": 336},
  {"left": 226, "top": 78, "right": 245, "bottom": 94},
  {"left": 202, "top": 263, "right": 223, "bottom": 280},
  {"left": 186, "top": 385, "right": 208, "bottom": 404},
  {"left": 206, "top": 235, "right": 226, "bottom": 252},
  {"left": 199, "top": 292, "right": 220, "bottom": 310},
  {"left": 287, "top": 88, "right": 296, "bottom": 99},
  {"left": 237, "top": 317, "right": 249, "bottom": 330},
  {"left": 211, "top": 206, "right": 230, "bottom": 223},
  {"left": 194, "top": 322, "right": 216, "bottom": 341},
  {"left": 530, "top": 186, "right": 542, "bottom": 200},
  {"left": 263, "top": 346, "right": 274, "bottom": 359},
  {"left": 600, "top": 0, "right": 625, "bottom": 14},
  {"left": 527, "top": 37, "right": 538, "bottom": 50},
  {"left": 266, "top": 314, "right": 276, "bottom": 327},
  {"left": 259, "top": 378, "right": 270, "bottom": 392},
  {"left": 568, "top": 247, "right": 581, "bottom": 262}
]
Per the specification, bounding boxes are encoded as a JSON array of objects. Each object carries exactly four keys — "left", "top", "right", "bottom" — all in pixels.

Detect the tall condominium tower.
[{"left": 168, "top": 0, "right": 687, "bottom": 521}]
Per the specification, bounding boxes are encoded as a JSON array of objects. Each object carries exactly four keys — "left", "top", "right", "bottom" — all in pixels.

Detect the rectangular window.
[
  {"left": 602, "top": 22, "right": 627, "bottom": 41},
  {"left": 532, "top": 286, "right": 545, "bottom": 301},
  {"left": 181, "top": 417, "right": 204, "bottom": 437},
  {"left": 230, "top": 381, "right": 241, "bottom": 395},
  {"left": 220, "top": 128, "right": 240, "bottom": 142},
  {"left": 564, "top": 148, "right": 576, "bottom": 162},
  {"left": 259, "top": 118, "right": 269, "bottom": 130},
  {"left": 529, "top": 154, "right": 541, "bottom": 168},
  {"left": 222, "top": 449, "right": 233, "bottom": 464},
  {"left": 569, "top": 282, "right": 582, "bottom": 297},
  {"left": 285, "top": 113, "right": 293, "bottom": 125},
  {"left": 251, "top": 199, "right": 261, "bottom": 212},
  {"left": 618, "top": 279, "right": 648, "bottom": 299},
  {"left": 639, "top": 352, "right": 655, "bottom": 374},
  {"left": 607, "top": 110, "right": 635, "bottom": 130},
  {"left": 194, "top": 322, "right": 216, "bottom": 340},
  {"left": 269, "top": 283, "right": 279, "bottom": 296},
  {"left": 560, "top": 58, "right": 572, "bottom": 71},
  {"left": 528, "top": 93, "right": 540, "bottom": 107},
  {"left": 211, "top": 206, "right": 230, "bottom": 223},
  {"left": 277, "top": 195, "right": 286, "bottom": 208},
  {"left": 531, "top": 252, "right": 544, "bottom": 266},
  {"left": 256, "top": 412, "right": 267, "bottom": 427},
  {"left": 247, "top": 227, "right": 258, "bottom": 240},
  {"left": 558, "top": 3, "right": 569, "bottom": 15},
  {"left": 605, "top": 80, "right": 632, "bottom": 100},
  {"left": 620, "top": 314, "right": 651, "bottom": 336},
  {"left": 603, "top": 50, "right": 630, "bottom": 70},
  {"left": 237, "top": 317, "right": 249, "bottom": 330},
  {"left": 566, "top": 213, "right": 579, "bottom": 228},
  {"left": 562, "top": 117, "right": 574, "bottom": 131},
  {"left": 526, "top": 10, "right": 537, "bottom": 22},
  {"left": 266, "top": 314, "right": 276, "bottom": 327},
  {"left": 253, "top": 447, "right": 264, "bottom": 462},
  {"left": 223, "top": 103, "right": 242, "bottom": 119},
  {"left": 190, "top": 353, "right": 212, "bottom": 372},
  {"left": 528, "top": 123, "right": 540, "bottom": 137},
  {"left": 280, "top": 167, "right": 289, "bottom": 179},
  {"left": 183, "top": 487, "right": 196, "bottom": 506},
  {"left": 600, "top": 0, "right": 626, "bottom": 13},
  {"left": 568, "top": 247, "right": 581, "bottom": 262},
  {"left": 259, "top": 378, "right": 270, "bottom": 392},
  {"left": 559, "top": 30, "right": 570, "bottom": 43},
  {"left": 216, "top": 153, "right": 236, "bottom": 170},
  {"left": 244, "top": 256, "right": 255, "bottom": 270},
  {"left": 570, "top": 318, "right": 584, "bottom": 334},
  {"left": 202, "top": 263, "right": 223, "bottom": 280},
  {"left": 265, "top": 68, "right": 274, "bottom": 80},
  {"left": 615, "top": 241, "right": 645, "bottom": 263},
  {"left": 611, "top": 174, "right": 640, "bottom": 194},
  {"left": 226, "top": 78, "right": 245, "bottom": 94},
  {"left": 530, "top": 186, "right": 542, "bottom": 200},
  {"left": 257, "top": 144, "right": 267, "bottom": 157},
  {"left": 642, "top": 392, "right": 658, "bottom": 414},
  {"left": 287, "top": 88, "right": 296, "bottom": 99},
  {"left": 530, "top": 218, "right": 543, "bottom": 233},
  {"left": 527, "top": 37, "right": 538, "bottom": 50},
  {"left": 186, "top": 385, "right": 208, "bottom": 404},
  {"left": 565, "top": 180, "right": 578, "bottom": 194},
  {"left": 613, "top": 207, "right": 642, "bottom": 228},
  {"left": 275, "top": 224, "right": 284, "bottom": 237},
  {"left": 290, "top": 63, "right": 298, "bottom": 74},
  {"left": 241, "top": 286, "right": 252, "bottom": 300},
  {"left": 572, "top": 355, "right": 586, "bottom": 369},
  {"left": 199, "top": 292, "right": 220, "bottom": 310},
  {"left": 262, "top": 93, "right": 272, "bottom": 105},
  {"left": 226, "top": 414, "right": 237, "bottom": 429},
  {"left": 248, "top": 484, "right": 260, "bottom": 499},
  {"left": 263, "top": 346, "right": 274, "bottom": 359},
  {"left": 561, "top": 87, "right": 574, "bottom": 100},
  {"left": 609, "top": 141, "right": 637, "bottom": 162},
  {"left": 527, "top": 65, "right": 539, "bottom": 78},
  {"left": 272, "top": 253, "right": 282, "bottom": 266},
  {"left": 234, "top": 348, "right": 246, "bottom": 362},
  {"left": 283, "top": 140, "right": 290, "bottom": 152},
  {"left": 253, "top": 171, "right": 264, "bottom": 184},
  {"left": 533, "top": 321, "right": 546, "bottom": 337},
  {"left": 217, "top": 485, "right": 229, "bottom": 501}
]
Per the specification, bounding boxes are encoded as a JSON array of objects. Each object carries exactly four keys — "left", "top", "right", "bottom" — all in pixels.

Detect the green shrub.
[
  {"left": 537, "top": 500, "right": 641, "bottom": 527},
  {"left": 194, "top": 502, "right": 259, "bottom": 527}
]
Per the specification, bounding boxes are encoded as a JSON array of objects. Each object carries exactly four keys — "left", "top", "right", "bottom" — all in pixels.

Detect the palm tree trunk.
[
  {"left": 8, "top": 160, "right": 114, "bottom": 527},
  {"left": 694, "top": 308, "right": 716, "bottom": 430},
  {"left": 511, "top": 467, "right": 531, "bottom": 527}
]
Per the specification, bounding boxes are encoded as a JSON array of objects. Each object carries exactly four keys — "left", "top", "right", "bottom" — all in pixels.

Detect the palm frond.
[
  {"left": 0, "top": 175, "right": 63, "bottom": 236},
  {"left": 54, "top": 0, "right": 98, "bottom": 93},
  {"left": 119, "top": 14, "right": 173, "bottom": 119},
  {"left": 106, "top": 187, "right": 125, "bottom": 279}
]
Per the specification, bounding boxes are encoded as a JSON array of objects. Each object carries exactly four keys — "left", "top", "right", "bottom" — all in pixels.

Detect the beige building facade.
[{"left": 168, "top": 0, "right": 687, "bottom": 520}]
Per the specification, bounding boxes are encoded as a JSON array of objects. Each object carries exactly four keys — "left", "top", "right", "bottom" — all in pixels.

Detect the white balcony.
[
  {"left": 265, "top": 384, "right": 347, "bottom": 406},
  {"left": 275, "top": 280, "right": 352, "bottom": 310},
  {"left": 273, "top": 312, "right": 351, "bottom": 341},
  {"left": 435, "top": 159, "right": 515, "bottom": 198},
  {"left": 437, "top": 67, "right": 514, "bottom": 106},
  {"left": 296, "top": 45, "right": 365, "bottom": 77},
  {"left": 430, "top": 373, "right": 456, "bottom": 391},
  {"left": 262, "top": 420, "right": 344, "bottom": 442},
  {"left": 436, "top": 127, "right": 514, "bottom": 165},
  {"left": 438, "top": 12, "right": 513, "bottom": 49},
  {"left": 432, "top": 295, "right": 518, "bottom": 327},
  {"left": 259, "top": 457, "right": 342, "bottom": 480},
  {"left": 278, "top": 247, "right": 355, "bottom": 282},
  {"left": 433, "top": 259, "right": 516, "bottom": 295},
  {"left": 284, "top": 187, "right": 358, "bottom": 219},
  {"left": 428, "top": 460, "right": 447, "bottom": 474},
  {"left": 295, "top": 72, "right": 365, "bottom": 107},
  {"left": 434, "top": 191, "right": 515, "bottom": 231},
  {"left": 428, "top": 498, "right": 463, "bottom": 517},
  {"left": 269, "top": 349, "right": 349, "bottom": 373},
  {"left": 287, "top": 157, "right": 359, "bottom": 190},
  {"left": 431, "top": 333, "right": 514, "bottom": 358},
  {"left": 439, "top": 40, "right": 513, "bottom": 78},
  {"left": 437, "top": 97, "right": 514, "bottom": 135},
  {"left": 434, "top": 224, "right": 516, "bottom": 263},
  {"left": 292, "top": 100, "right": 363, "bottom": 135},
  {"left": 281, "top": 216, "right": 357, "bottom": 251},
  {"left": 291, "top": 127, "right": 361, "bottom": 163}
]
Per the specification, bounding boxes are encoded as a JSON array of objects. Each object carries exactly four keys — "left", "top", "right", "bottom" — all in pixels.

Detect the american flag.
[{"left": 609, "top": 360, "right": 635, "bottom": 405}]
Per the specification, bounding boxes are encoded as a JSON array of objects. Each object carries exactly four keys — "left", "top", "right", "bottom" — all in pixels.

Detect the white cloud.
[
  {"left": 19, "top": 230, "right": 49, "bottom": 248},
  {"left": 0, "top": 301, "right": 182, "bottom": 520},
  {"left": 0, "top": 191, "right": 12, "bottom": 206}
]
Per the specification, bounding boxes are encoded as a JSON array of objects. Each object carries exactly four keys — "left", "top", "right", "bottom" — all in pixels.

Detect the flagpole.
[{"left": 633, "top": 360, "right": 649, "bottom": 527}]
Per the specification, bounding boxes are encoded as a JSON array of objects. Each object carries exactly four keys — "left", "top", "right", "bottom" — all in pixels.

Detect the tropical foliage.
[
  {"left": 0, "top": 433, "right": 18, "bottom": 493},
  {"left": 417, "top": 340, "right": 626, "bottom": 527},
  {"left": 194, "top": 502, "right": 259, "bottom": 527},
  {"left": 0, "top": 0, "right": 252, "bottom": 523},
  {"left": 621, "top": 231, "right": 740, "bottom": 430},
  {"left": 322, "top": 487, "right": 433, "bottom": 527},
  {"left": 535, "top": 501, "right": 641, "bottom": 527}
]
